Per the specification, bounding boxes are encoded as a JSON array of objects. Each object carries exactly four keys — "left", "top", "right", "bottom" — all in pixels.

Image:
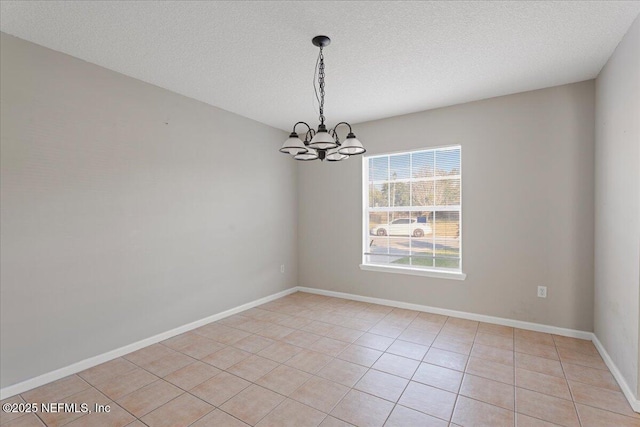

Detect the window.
[{"left": 362, "top": 146, "right": 463, "bottom": 278}]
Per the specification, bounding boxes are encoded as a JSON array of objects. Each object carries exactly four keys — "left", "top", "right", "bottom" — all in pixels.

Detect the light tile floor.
[{"left": 2, "top": 292, "right": 639, "bottom": 427}]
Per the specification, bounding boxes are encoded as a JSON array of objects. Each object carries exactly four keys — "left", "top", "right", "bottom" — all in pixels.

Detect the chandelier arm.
[
  {"left": 332, "top": 122, "right": 353, "bottom": 134},
  {"left": 304, "top": 129, "right": 315, "bottom": 143},
  {"left": 329, "top": 122, "right": 353, "bottom": 144},
  {"left": 328, "top": 129, "right": 341, "bottom": 145},
  {"left": 292, "top": 121, "right": 312, "bottom": 134}
]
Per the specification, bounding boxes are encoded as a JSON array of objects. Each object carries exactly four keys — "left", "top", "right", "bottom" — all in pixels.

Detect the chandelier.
[{"left": 280, "top": 36, "right": 366, "bottom": 161}]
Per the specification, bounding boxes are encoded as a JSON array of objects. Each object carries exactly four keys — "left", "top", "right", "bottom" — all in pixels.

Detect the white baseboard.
[
  {"left": 297, "top": 287, "right": 593, "bottom": 340},
  {"left": 592, "top": 335, "right": 640, "bottom": 412},
  {"left": 0, "top": 287, "right": 298, "bottom": 400},
  {"left": 4, "top": 285, "right": 639, "bottom": 415}
]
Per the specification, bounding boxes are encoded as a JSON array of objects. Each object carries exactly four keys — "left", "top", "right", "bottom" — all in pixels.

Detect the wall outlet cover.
[{"left": 537, "top": 286, "right": 547, "bottom": 298}]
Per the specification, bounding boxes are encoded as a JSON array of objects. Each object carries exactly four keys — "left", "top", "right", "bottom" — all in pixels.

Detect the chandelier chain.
[{"left": 318, "top": 47, "right": 326, "bottom": 124}]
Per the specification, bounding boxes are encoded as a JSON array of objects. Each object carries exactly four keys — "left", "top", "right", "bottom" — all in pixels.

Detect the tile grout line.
[
  {"left": 254, "top": 297, "right": 370, "bottom": 425},
  {"left": 12, "top": 292, "right": 638, "bottom": 426},
  {"left": 176, "top": 306, "right": 488, "bottom": 425},
  {"left": 448, "top": 317, "right": 480, "bottom": 424},
  {"left": 181, "top": 298, "right": 371, "bottom": 426},
  {"left": 323, "top": 307, "right": 413, "bottom": 426},
  {"left": 358, "top": 309, "right": 424, "bottom": 426},
  {"left": 121, "top": 310, "right": 312, "bottom": 426},
  {"left": 178, "top": 296, "right": 640, "bottom": 424},
  {"left": 87, "top": 341, "right": 263, "bottom": 426}
]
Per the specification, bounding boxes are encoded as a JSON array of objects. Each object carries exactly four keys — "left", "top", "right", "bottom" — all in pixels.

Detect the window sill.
[{"left": 359, "top": 264, "right": 467, "bottom": 280}]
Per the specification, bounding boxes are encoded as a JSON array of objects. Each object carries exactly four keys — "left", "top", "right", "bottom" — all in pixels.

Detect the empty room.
[{"left": 1, "top": 1, "right": 639, "bottom": 426}]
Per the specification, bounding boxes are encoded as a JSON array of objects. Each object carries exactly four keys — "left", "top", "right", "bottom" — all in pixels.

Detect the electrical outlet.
[
  {"left": 280, "top": 264, "right": 285, "bottom": 273},
  {"left": 537, "top": 286, "right": 547, "bottom": 298}
]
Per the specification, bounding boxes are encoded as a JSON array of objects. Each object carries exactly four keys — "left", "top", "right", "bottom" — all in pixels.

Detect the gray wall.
[
  {"left": 0, "top": 33, "right": 296, "bottom": 388},
  {"left": 594, "top": 15, "right": 640, "bottom": 399},
  {"left": 299, "top": 81, "right": 595, "bottom": 332}
]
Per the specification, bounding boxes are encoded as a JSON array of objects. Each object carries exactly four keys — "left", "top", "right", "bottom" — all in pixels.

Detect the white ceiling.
[{"left": 1, "top": 1, "right": 639, "bottom": 131}]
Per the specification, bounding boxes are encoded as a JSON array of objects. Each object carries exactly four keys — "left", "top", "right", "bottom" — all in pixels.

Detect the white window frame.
[{"left": 360, "top": 145, "right": 466, "bottom": 280}]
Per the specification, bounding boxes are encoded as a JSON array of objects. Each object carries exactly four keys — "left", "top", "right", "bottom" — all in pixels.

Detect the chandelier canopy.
[{"left": 280, "top": 36, "right": 366, "bottom": 162}]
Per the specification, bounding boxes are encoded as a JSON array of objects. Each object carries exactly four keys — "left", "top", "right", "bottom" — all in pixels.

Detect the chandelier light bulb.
[
  {"left": 279, "top": 132, "right": 308, "bottom": 155},
  {"left": 326, "top": 147, "right": 349, "bottom": 162},
  {"left": 337, "top": 133, "right": 366, "bottom": 155},
  {"left": 294, "top": 146, "right": 319, "bottom": 161},
  {"left": 308, "top": 125, "right": 338, "bottom": 150}
]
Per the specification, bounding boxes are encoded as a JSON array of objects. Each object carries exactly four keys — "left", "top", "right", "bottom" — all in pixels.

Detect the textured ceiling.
[{"left": 1, "top": 1, "right": 639, "bottom": 131}]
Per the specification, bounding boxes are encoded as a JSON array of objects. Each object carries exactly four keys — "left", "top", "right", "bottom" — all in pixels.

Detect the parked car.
[{"left": 371, "top": 218, "right": 432, "bottom": 237}]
